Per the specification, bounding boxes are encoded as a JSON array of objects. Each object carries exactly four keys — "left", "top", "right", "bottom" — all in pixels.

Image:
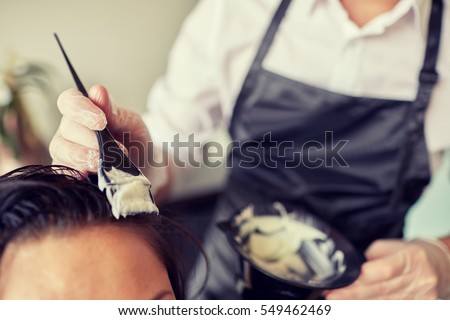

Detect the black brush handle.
[
  {"left": 54, "top": 34, "right": 138, "bottom": 173},
  {"left": 54, "top": 33, "right": 89, "bottom": 97},
  {"left": 55, "top": 34, "right": 118, "bottom": 175}
]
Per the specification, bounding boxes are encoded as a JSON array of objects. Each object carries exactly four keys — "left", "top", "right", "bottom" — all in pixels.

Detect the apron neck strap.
[
  {"left": 251, "top": 0, "right": 292, "bottom": 67},
  {"left": 391, "top": 0, "right": 444, "bottom": 212},
  {"left": 419, "top": 0, "right": 444, "bottom": 86}
]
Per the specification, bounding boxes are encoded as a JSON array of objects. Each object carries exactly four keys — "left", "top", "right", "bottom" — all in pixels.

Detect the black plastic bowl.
[{"left": 218, "top": 203, "right": 364, "bottom": 295}]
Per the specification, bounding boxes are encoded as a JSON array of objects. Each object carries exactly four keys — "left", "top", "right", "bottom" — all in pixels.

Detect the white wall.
[{"left": 0, "top": 0, "right": 198, "bottom": 116}]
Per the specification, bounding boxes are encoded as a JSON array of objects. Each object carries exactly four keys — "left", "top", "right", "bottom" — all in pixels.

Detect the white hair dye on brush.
[{"left": 98, "top": 167, "right": 159, "bottom": 219}]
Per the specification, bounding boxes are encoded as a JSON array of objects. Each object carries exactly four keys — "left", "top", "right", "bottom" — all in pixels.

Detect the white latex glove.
[
  {"left": 49, "top": 85, "right": 168, "bottom": 193},
  {"left": 325, "top": 239, "right": 450, "bottom": 300}
]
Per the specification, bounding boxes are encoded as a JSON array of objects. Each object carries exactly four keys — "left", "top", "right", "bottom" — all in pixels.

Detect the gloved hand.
[
  {"left": 49, "top": 85, "right": 168, "bottom": 192},
  {"left": 324, "top": 238, "right": 450, "bottom": 300}
]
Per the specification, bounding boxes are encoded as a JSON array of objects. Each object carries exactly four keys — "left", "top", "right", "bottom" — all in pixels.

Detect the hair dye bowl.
[{"left": 218, "top": 202, "right": 363, "bottom": 299}]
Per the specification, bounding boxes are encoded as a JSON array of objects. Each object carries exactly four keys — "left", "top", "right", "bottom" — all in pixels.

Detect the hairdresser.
[{"left": 50, "top": 0, "right": 450, "bottom": 299}]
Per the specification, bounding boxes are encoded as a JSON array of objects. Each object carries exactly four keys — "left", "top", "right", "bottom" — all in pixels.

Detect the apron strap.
[
  {"left": 391, "top": 0, "right": 444, "bottom": 210},
  {"left": 419, "top": 0, "right": 444, "bottom": 86},
  {"left": 249, "top": 0, "right": 292, "bottom": 74},
  {"left": 229, "top": 0, "right": 292, "bottom": 133}
]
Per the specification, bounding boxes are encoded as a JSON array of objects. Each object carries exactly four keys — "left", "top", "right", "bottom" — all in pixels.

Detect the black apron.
[{"left": 189, "top": 0, "right": 443, "bottom": 299}]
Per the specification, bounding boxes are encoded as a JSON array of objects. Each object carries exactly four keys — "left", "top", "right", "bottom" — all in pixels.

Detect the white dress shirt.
[{"left": 144, "top": 0, "right": 450, "bottom": 166}]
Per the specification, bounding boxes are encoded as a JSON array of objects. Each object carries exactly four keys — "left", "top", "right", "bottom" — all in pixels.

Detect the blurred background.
[
  {"left": 0, "top": 0, "right": 198, "bottom": 173},
  {"left": 0, "top": 0, "right": 448, "bottom": 253},
  {"left": 0, "top": 0, "right": 198, "bottom": 112}
]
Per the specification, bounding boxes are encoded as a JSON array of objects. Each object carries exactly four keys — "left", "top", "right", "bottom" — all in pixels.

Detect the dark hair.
[{"left": 0, "top": 165, "right": 185, "bottom": 299}]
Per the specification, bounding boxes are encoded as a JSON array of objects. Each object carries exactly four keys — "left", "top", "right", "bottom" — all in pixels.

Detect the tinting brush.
[{"left": 54, "top": 33, "right": 159, "bottom": 218}]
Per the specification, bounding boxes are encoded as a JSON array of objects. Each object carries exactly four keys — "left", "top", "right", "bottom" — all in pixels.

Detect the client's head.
[{"left": 0, "top": 165, "right": 184, "bottom": 299}]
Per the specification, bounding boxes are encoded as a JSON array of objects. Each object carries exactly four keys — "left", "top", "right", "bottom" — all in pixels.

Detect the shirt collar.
[
  {"left": 409, "top": 0, "right": 427, "bottom": 35},
  {"left": 305, "top": 0, "right": 324, "bottom": 14},
  {"left": 413, "top": 0, "right": 433, "bottom": 37},
  {"left": 305, "top": 0, "right": 426, "bottom": 36}
]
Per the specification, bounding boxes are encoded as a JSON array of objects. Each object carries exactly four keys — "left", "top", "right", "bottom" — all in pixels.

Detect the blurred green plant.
[{"left": 0, "top": 56, "right": 56, "bottom": 158}]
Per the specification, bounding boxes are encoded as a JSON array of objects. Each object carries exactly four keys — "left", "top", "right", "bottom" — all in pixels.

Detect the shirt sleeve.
[{"left": 142, "top": 0, "right": 224, "bottom": 147}]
